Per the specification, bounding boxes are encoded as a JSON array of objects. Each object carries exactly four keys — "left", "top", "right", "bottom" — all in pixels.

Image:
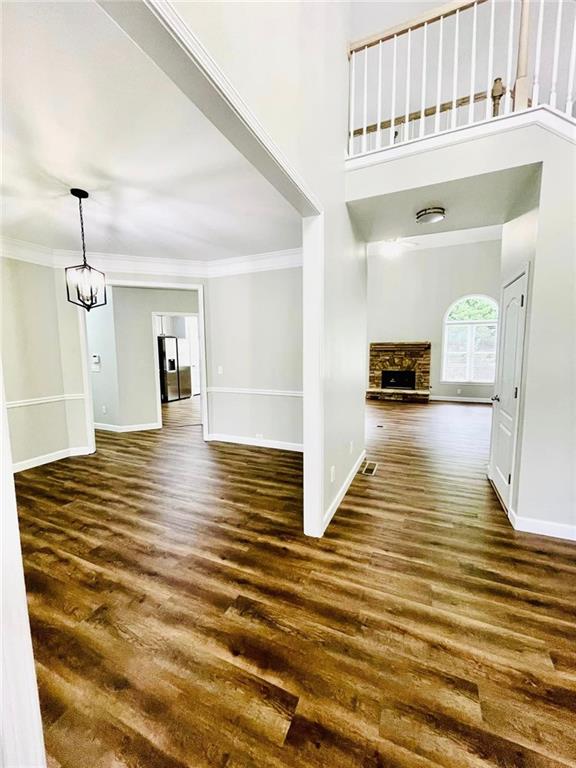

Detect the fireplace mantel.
[{"left": 367, "top": 342, "right": 431, "bottom": 403}]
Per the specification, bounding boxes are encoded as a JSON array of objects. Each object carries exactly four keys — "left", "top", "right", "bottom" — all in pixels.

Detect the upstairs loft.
[{"left": 347, "top": 0, "right": 576, "bottom": 162}]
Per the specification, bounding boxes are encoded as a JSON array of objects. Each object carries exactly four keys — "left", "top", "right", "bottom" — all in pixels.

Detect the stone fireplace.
[{"left": 367, "top": 342, "right": 431, "bottom": 402}]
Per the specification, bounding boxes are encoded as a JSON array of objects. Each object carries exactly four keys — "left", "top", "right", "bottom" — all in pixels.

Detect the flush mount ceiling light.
[
  {"left": 65, "top": 188, "right": 106, "bottom": 312},
  {"left": 416, "top": 206, "right": 446, "bottom": 225}
]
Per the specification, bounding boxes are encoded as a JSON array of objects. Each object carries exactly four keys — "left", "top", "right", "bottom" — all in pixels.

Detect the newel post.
[{"left": 514, "top": 0, "right": 531, "bottom": 110}]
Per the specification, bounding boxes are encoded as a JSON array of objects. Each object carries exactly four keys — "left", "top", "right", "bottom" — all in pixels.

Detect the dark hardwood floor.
[
  {"left": 161, "top": 395, "right": 202, "bottom": 429},
  {"left": 15, "top": 401, "right": 576, "bottom": 767}
]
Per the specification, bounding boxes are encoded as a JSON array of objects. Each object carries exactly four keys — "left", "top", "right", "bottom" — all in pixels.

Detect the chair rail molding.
[
  {"left": 6, "top": 394, "right": 85, "bottom": 408},
  {"left": 207, "top": 387, "right": 303, "bottom": 397}
]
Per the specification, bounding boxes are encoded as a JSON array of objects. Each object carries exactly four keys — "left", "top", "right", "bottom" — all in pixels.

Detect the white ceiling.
[
  {"left": 347, "top": 165, "right": 541, "bottom": 242},
  {"left": 1, "top": 1, "right": 302, "bottom": 261}
]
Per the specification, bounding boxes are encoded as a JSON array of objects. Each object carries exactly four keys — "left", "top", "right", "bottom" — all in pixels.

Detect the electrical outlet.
[
  {"left": 349, "top": 440, "right": 354, "bottom": 455},
  {"left": 217, "top": 365, "right": 223, "bottom": 375},
  {"left": 330, "top": 465, "right": 336, "bottom": 483},
  {"left": 101, "top": 405, "right": 107, "bottom": 415},
  {"left": 457, "top": 388, "right": 462, "bottom": 395}
]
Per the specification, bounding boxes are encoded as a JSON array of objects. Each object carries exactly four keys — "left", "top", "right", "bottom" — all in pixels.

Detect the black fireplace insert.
[{"left": 381, "top": 370, "right": 416, "bottom": 390}]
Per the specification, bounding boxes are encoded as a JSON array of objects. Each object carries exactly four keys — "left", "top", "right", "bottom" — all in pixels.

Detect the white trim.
[
  {"left": 2, "top": 239, "right": 303, "bottom": 280},
  {"left": 320, "top": 450, "right": 367, "bottom": 536},
  {"left": 430, "top": 395, "right": 492, "bottom": 403},
  {"left": 303, "top": 215, "right": 325, "bottom": 537},
  {"left": 206, "top": 433, "right": 303, "bottom": 452},
  {"left": 6, "top": 394, "right": 85, "bottom": 408},
  {"left": 207, "top": 387, "right": 303, "bottom": 398},
  {"left": 13, "top": 446, "right": 93, "bottom": 473},
  {"left": 346, "top": 105, "right": 576, "bottom": 172},
  {"left": 507, "top": 506, "right": 576, "bottom": 542},
  {"left": 94, "top": 422, "right": 161, "bottom": 433}
]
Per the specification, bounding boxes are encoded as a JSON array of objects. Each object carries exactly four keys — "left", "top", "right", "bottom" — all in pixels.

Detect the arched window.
[{"left": 442, "top": 295, "right": 498, "bottom": 383}]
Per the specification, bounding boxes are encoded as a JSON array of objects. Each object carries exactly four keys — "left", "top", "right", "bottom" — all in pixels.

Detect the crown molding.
[{"left": 1, "top": 238, "right": 302, "bottom": 279}]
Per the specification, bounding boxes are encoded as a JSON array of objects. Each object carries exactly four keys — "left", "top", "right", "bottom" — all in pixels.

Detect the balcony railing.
[{"left": 348, "top": 0, "right": 576, "bottom": 157}]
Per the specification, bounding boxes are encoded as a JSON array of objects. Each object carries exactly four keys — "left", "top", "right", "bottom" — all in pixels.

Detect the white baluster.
[
  {"left": 405, "top": 29, "right": 412, "bottom": 142},
  {"left": 485, "top": 0, "right": 496, "bottom": 120},
  {"left": 551, "top": 0, "right": 564, "bottom": 109},
  {"left": 376, "top": 40, "right": 383, "bottom": 148},
  {"left": 362, "top": 46, "right": 368, "bottom": 152},
  {"left": 451, "top": 9, "right": 460, "bottom": 129},
  {"left": 390, "top": 34, "right": 398, "bottom": 145},
  {"left": 435, "top": 16, "right": 444, "bottom": 133},
  {"left": 468, "top": 1, "right": 478, "bottom": 124},
  {"left": 532, "top": 0, "right": 545, "bottom": 106},
  {"left": 505, "top": 0, "right": 515, "bottom": 114},
  {"left": 348, "top": 51, "right": 356, "bottom": 156},
  {"left": 566, "top": 12, "right": 576, "bottom": 115},
  {"left": 420, "top": 22, "right": 428, "bottom": 138}
]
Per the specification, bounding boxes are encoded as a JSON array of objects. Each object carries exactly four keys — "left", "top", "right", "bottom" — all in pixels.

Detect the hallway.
[{"left": 15, "top": 402, "right": 576, "bottom": 767}]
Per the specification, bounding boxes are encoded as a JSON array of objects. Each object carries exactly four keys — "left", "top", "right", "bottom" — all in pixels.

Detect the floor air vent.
[{"left": 361, "top": 461, "right": 378, "bottom": 476}]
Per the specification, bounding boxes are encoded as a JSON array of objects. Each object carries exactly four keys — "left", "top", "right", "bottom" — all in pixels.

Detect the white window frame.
[{"left": 441, "top": 295, "right": 498, "bottom": 384}]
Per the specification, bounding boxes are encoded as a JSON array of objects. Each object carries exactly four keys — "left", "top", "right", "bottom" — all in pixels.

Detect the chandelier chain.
[{"left": 78, "top": 198, "right": 87, "bottom": 264}]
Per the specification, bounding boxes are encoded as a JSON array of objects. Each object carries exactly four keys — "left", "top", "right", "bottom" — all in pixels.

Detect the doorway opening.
[
  {"left": 85, "top": 283, "right": 208, "bottom": 440},
  {"left": 153, "top": 312, "right": 203, "bottom": 430}
]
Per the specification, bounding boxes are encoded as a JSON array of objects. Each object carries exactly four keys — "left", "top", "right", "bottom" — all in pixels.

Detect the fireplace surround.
[{"left": 367, "top": 342, "right": 431, "bottom": 402}]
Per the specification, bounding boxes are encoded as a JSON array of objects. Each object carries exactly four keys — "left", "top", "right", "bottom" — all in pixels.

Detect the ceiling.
[
  {"left": 347, "top": 165, "right": 541, "bottom": 243},
  {"left": 1, "top": 1, "right": 302, "bottom": 261}
]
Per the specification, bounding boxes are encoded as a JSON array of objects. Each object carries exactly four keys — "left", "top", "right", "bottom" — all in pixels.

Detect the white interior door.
[{"left": 490, "top": 270, "right": 528, "bottom": 509}]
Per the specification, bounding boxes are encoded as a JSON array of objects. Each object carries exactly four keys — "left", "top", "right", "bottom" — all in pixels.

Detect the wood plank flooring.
[
  {"left": 15, "top": 401, "right": 576, "bottom": 767},
  {"left": 161, "top": 395, "right": 202, "bottom": 428}
]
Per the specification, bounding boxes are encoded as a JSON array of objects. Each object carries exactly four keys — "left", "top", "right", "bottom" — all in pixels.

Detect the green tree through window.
[
  {"left": 447, "top": 296, "right": 498, "bottom": 321},
  {"left": 443, "top": 296, "right": 498, "bottom": 383}
]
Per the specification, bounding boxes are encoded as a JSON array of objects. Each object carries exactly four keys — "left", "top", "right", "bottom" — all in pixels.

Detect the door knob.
[{"left": 491, "top": 395, "right": 500, "bottom": 402}]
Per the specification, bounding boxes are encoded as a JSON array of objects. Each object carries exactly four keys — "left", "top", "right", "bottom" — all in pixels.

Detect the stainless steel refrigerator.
[{"left": 157, "top": 335, "right": 192, "bottom": 403}]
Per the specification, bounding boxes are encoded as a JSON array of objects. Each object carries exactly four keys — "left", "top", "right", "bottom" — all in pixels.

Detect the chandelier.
[{"left": 65, "top": 188, "right": 106, "bottom": 311}]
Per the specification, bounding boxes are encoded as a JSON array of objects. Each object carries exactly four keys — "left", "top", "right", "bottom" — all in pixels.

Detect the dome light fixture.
[
  {"left": 416, "top": 206, "right": 446, "bottom": 225},
  {"left": 65, "top": 188, "right": 107, "bottom": 312}
]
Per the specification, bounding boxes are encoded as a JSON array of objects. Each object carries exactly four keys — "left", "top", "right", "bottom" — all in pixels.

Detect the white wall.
[
  {"left": 86, "top": 290, "right": 121, "bottom": 426},
  {"left": 86, "top": 269, "right": 304, "bottom": 447},
  {"left": 368, "top": 239, "right": 501, "bottom": 400},
  {"left": 87, "top": 286, "right": 200, "bottom": 428},
  {"left": 1, "top": 363, "right": 46, "bottom": 767},
  {"left": 207, "top": 268, "right": 303, "bottom": 447},
  {"left": 1, "top": 257, "right": 93, "bottom": 469},
  {"left": 174, "top": 1, "right": 368, "bottom": 534}
]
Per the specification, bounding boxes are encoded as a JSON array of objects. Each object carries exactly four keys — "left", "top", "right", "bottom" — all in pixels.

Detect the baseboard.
[
  {"left": 508, "top": 506, "right": 576, "bottom": 542},
  {"left": 94, "top": 422, "right": 162, "bottom": 433},
  {"left": 321, "top": 449, "right": 367, "bottom": 535},
  {"left": 429, "top": 395, "right": 492, "bottom": 404},
  {"left": 206, "top": 433, "right": 303, "bottom": 452},
  {"left": 13, "top": 446, "right": 93, "bottom": 473}
]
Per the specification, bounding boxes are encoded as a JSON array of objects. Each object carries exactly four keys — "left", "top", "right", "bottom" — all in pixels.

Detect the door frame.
[
  {"left": 151, "top": 310, "right": 207, "bottom": 437},
  {"left": 488, "top": 262, "right": 530, "bottom": 518}
]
